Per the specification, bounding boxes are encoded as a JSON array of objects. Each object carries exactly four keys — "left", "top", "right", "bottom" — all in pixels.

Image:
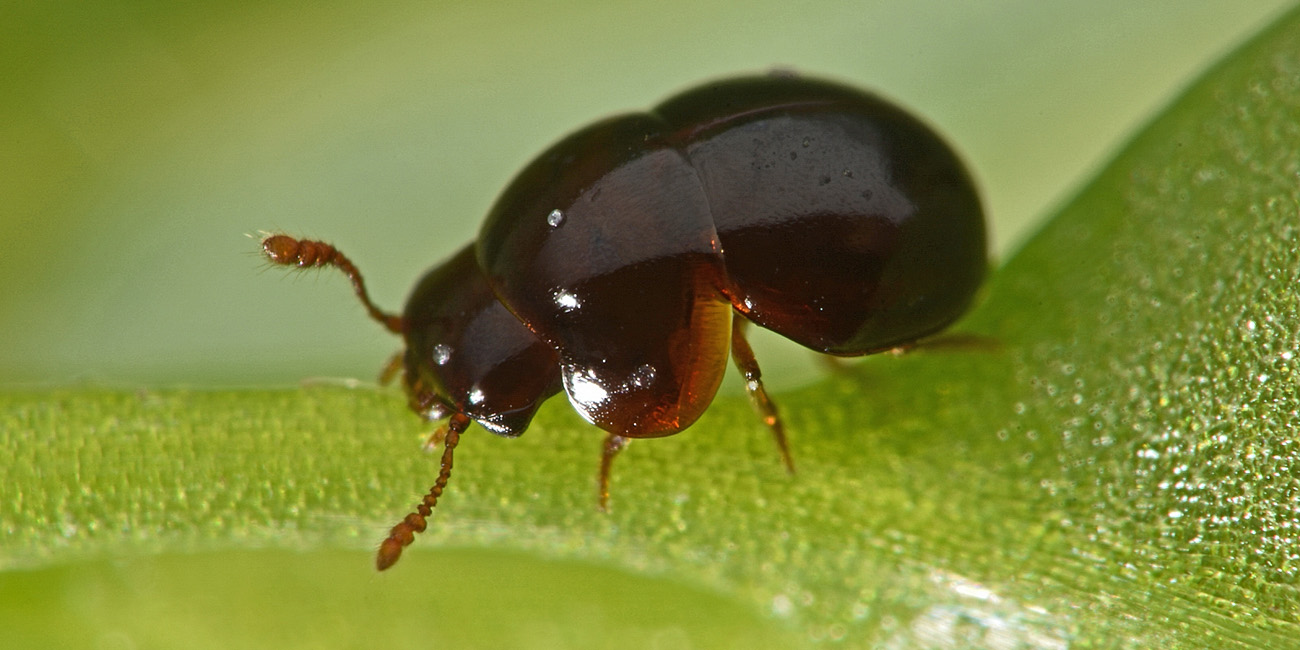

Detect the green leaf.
[{"left": 6, "top": 6, "right": 1300, "bottom": 649}]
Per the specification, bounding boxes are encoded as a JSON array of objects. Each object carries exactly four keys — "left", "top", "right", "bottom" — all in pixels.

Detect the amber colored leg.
[
  {"left": 817, "top": 353, "right": 851, "bottom": 374},
  {"left": 730, "top": 317, "right": 795, "bottom": 474},
  {"left": 598, "top": 433, "right": 629, "bottom": 511},
  {"left": 817, "top": 332, "right": 1000, "bottom": 374},
  {"left": 375, "top": 412, "right": 470, "bottom": 571},
  {"left": 378, "top": 350, "right": 404, "bottom": 385},
  {"left": 422, "top": 427, "right": 449, "bottom": 453}
]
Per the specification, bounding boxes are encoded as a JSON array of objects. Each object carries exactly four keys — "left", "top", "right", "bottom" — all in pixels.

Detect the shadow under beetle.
[{"left": 260, "top": 73, "right": 986, "bottom": 570}]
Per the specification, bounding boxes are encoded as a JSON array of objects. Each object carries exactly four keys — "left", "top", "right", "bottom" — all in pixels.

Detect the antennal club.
[{"left": 260, "top": 234, "right": 404, "bottom": 334}]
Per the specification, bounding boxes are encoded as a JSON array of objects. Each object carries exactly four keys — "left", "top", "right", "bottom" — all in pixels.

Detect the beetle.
[{"left": 260, "top": 73, "right": 986, "bottom": 570}]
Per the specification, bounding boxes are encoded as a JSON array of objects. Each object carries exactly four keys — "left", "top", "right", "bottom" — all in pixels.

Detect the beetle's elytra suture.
[{"left": 260, "top": 73, "right": 986, "bottom": 571}]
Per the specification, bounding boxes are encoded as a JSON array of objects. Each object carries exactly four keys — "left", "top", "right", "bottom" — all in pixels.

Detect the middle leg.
[{"left": 730, "top": 317, "right": 795, "bottom": 473}]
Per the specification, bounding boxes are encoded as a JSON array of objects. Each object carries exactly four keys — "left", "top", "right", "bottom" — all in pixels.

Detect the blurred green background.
[
  {"left": 2, "top": 1, "right": 1300, "bottom": 650},
  {"left": 4, "top": 3, "right": 1300, "bottom": 649},
  {"left": 0, "top": 0, "right": 1292, "bottom": 388}
]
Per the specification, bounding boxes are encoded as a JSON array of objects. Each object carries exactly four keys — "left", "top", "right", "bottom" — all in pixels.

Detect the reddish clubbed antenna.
[
  {"left": 376, "top": 413, "right": 470, "bottom": 570},
  {"left": 260, "top": 234, "right": 404, "bottom": 334},
  {"left": 262, "top": 233, "right": 470, "bottom": 571}
]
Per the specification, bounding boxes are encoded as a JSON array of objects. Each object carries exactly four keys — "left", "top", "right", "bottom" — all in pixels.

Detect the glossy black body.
[
  {"left": 657, "top": 77, "right": 985, "bottom": 354},
  {"left": 472, "top": 74, "right": 985, "bottom": 439}
]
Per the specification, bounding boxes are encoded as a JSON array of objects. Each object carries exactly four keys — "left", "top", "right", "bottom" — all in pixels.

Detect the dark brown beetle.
[{"left": 261, "top": 73, "right": 986, "bottom": 570}]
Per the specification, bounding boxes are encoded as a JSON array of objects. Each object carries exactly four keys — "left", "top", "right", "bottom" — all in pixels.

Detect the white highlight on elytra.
[
  {"left": 567, "top": 368, "right": 609, "bottom": 406},
  {"left": 432, "top": 344, "right": 452, "bottom": 366},
  {"left": 553, "top": 289, "right": 582, "bottom": 312}
]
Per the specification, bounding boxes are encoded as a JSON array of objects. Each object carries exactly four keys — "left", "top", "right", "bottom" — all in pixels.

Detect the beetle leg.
[
  {"left": 422, "top": 426, "right": 449, "bottom": 453},
  {"left": 375, "top": 412, "right": 470, "bottom": 571},
  {"left": 816, "top": 353, "right": 851, "bottom": 374},
  {"left": 403, "top": 374, "right": 454, "bottom": 430},
  {"left": 597, "top": 433, "right": 629, "bottom": 511},
  {"left": 377, "top": 350, "right": 404, "bottom": 385},
  {"left": 730, "top": 317, "right": 795, "bottom": 474},
  {"left": 886, "top": 332, "right": 1001, "bottom": 356}
]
